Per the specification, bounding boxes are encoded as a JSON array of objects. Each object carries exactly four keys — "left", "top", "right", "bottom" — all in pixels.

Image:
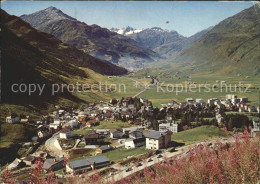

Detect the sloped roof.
[
  {"left": 133, "top": 137, "right": 145, "bottom": 144},
  {"left": 88, "top": 155, "right": 110, "bottom": 164},
  {"left": 145, "top": 130, "right": 172, "bottom": 139},
  {"left": 60, "top": 126, "right": 71, "bottom": 133},
  {"left": 68, "top": 156, "right": 110, "bottom": 169},
  {"left": 43, "top": 157, "right": 64, "bottom": 170},
  {"left": 24, "top": 155, "right": 35, "bottom": 162},
  {"left": 97, "top": 145, "right": 113, "bottom": 151},
  {"left": 69, "top": 159, "right": 91, "bottom": 169},
  {"left": 84, "top": 131, "right": 99, "bottom": 139}
]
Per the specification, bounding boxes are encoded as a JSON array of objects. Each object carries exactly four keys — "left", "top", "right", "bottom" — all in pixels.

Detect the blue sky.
[{"left": 2, "top": 1, "right": 256, "bottom": 37}]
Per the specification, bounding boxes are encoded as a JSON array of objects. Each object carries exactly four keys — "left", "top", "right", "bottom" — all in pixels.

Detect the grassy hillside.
[
  {"left": 1, "top": 10, "right": 128, "bottom": 120},
  {"left": 165, "top": 4, "right": 260, "bottom": 77},
  {"left": 0, "top": 124, "right": 36, "bottom": 165},
  {"left": 171, "top": 125, "right": 227, "bottom": 145}
]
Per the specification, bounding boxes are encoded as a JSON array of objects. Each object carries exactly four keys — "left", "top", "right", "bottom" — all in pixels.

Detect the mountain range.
[
  {"left": 112, "top": 26, "right": 212, "bottom": 58},
  {"left": 20, "top": 7, "right": 159, "bottom": 70}
]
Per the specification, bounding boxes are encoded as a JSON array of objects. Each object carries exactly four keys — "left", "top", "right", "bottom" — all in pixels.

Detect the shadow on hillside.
[
  {"left": 169, "top": 141, "right": 185, "bottom": 148},
  {"left": 0, "top": 145, "right": 20, "bottom": 166}
]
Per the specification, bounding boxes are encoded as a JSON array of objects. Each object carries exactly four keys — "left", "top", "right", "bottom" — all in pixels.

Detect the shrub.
[{"left": 122, "top": 132, "right": 260, "bottom": 184}]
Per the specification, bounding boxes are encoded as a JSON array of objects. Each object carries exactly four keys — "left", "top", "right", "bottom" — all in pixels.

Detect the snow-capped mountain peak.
[{"left": 110, "top": 26, "right": 143, "bottom": 35}]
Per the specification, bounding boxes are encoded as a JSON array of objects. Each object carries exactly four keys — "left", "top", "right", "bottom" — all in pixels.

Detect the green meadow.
[{"left": 171, "top": 125, "right": 228, "bottom": 145}]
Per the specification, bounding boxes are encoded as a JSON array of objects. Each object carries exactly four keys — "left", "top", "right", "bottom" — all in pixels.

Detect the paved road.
[
  {"left": 104, "top": 145, "right": 190, "bottom": 183},
  {"left": 45, "top": 132, "right": 68, "bottom": 157},
  {"left": 128, "top": 78, "right": 152, "bottom": 98}
]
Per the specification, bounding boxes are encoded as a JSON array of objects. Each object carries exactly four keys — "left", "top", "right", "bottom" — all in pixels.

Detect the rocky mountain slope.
[
  {"left": 128, "top": 27, "right": 185, "bottom": 50},
  {"left": 127, "top": 27, "right": 211, "bottom": 58},
  {"left": 21, "top": 7, "right": 159, "bottom": 69}
]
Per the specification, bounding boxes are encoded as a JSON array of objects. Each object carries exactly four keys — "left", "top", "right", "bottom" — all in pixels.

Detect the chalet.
[
  {"left": 144, "top": 105, "right": 153, "bottom": 112},
  {"left": 125, "top": 137, "right": 146, "bottom": 149},
  {"left": 59, "top": 127, "right": 73, "bottom": 139},
  {"left": 240, "top": 97, "right": 248, "bottom": 103},
  {"left": 216, "top": 103, "right": 225, "bottom": 109},
  {"left": 231, "top": 98, "right": 240, "bottom": 104},
  {"left": 140, "top": 98, "right": 148, "bottom": 104},
  {"left": 7, "top": 158, "right": 24, "bottom": 170},
  {"left": 239, "top": 107, "right": 245, "bottom": 112},
  {"left": 110, "top": 98, "right": 118, "bottom": 105},
  {"left": 58, "top": 109, "right": 65, "bottom": 115},
  {"left": 121, "top": 111, "right": 133, "bottom": 119},
  {"left": 84, "top": 109, "right": 91, "bottom": 116},
  {"left": 86, "top": 120, "right": 99, "bottom": 127},
  {"left": 110, "top": 129, "right": 123, "bottom": 139},
  {"left": 96, "top": 129, "right": 110, "bottom": 135},
  {"left": 32, "top": 151, "right": 48, "bottom": 160},
  {"left": 66, "top": 156, "right": 110, "bottom": 174},
  {"left": 168, "top": 100, "right": 178, "bottom": 107},
  {"left": 129, "top": 130, "right": 143, "bottom": 139},
  {"left": 195, "top": 99, "right": 205, "bottom": 103},
  {"left": 251, "top": 120, "right": 260, "bottom": 138},
  {"left": 122, "top": 97, "right": 132, "bottom": 107},
  {"left": 216, "top": 113, "right": 223, "bottom": 124},
  {"left": 128, "top": 104, "right": 135, "bottom": 109},
  {"left": 96, "top": 145, "right": 113, "bottom": 153},
  {"left": 43, "top": 157, "right": 64, "bottom": 172},
  {"left": 145, "top": 130, "right": 172, "bottom": 150},
  {"left": 248, "top": 106, "right": 255, "bottom": 112},
  {"left": 226, "top": 94, "right": 237, "bottom": 100},
  {"left": 133, "top": 119, "right": 142, "bottom": 126},
  {"left": 23, "top": 155, "right": 36, "bottom": 166},
  {"left": 127, "top": 120, "right": 134, "bottom": 124},
  {"left": 67, "top": 119, "right": 79, "bottom": 128},
  {"left": 122, "top": 127, "right": 143, "bottom": 134},
  {"left": 20, "top": 116, "right": 30, "bottom": 123},
  {"left": 225, "top": 102, "right": 233, "bottom": 109},
  {"left": 84, "top": 131, "right": 102, "bottom": 145},
  {"left": 130, "top": 108, "right": 137, "bottom": 114},
  {"left": 166, "top": 113, "right": 173, "bottom": 121},
  {"left": 6, "top": 114, "right": 20, "bottom": 123},
  {"left": 159, "top": 123, "right": 178, "bottom": 134},
  {"left": 49, "top": 119, "right": 61, "bottom": 130},
  {"left": 38, "top": 128, "right": 53, "bottom": 139},
  {"left": 103, "top": 113, "right": 112, "bottom": 120},
  {"left": 208, "top": 98, "right": 219, "bottom": 106},
  {"left": 79, "top": 120, "right": 87, "bottom": 127},
  {"left": 90, "top": 110, "right": 102, "bottom": 117},
  {"left": 145, "top": 121, "right": 152, "bottom": 127},
  {"left": 179, "top": 102, "right": 187, "bottom": 109},
  {"left": 244, "top": 104, "right": 249, "bottom": 111},
  {"left": 186, "top": 98, "right": 194, "bottom": 103}
]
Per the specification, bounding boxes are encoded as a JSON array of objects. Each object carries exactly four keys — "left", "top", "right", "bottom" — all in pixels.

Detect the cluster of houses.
[
  {"left": 7, "top": 151, "right": 51, "bottom": 171},
  {"left": 7, "top": 149, "right": 112, "bottom": 176},
  {"left": 79, "top": 124, "right": 175, "bottom": 151},
  {"left": 164, "top": 95, "right": 259, "bottom": 114},
  {"left": 5, "top": 94, "right": 259, "bottom": 177}
]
